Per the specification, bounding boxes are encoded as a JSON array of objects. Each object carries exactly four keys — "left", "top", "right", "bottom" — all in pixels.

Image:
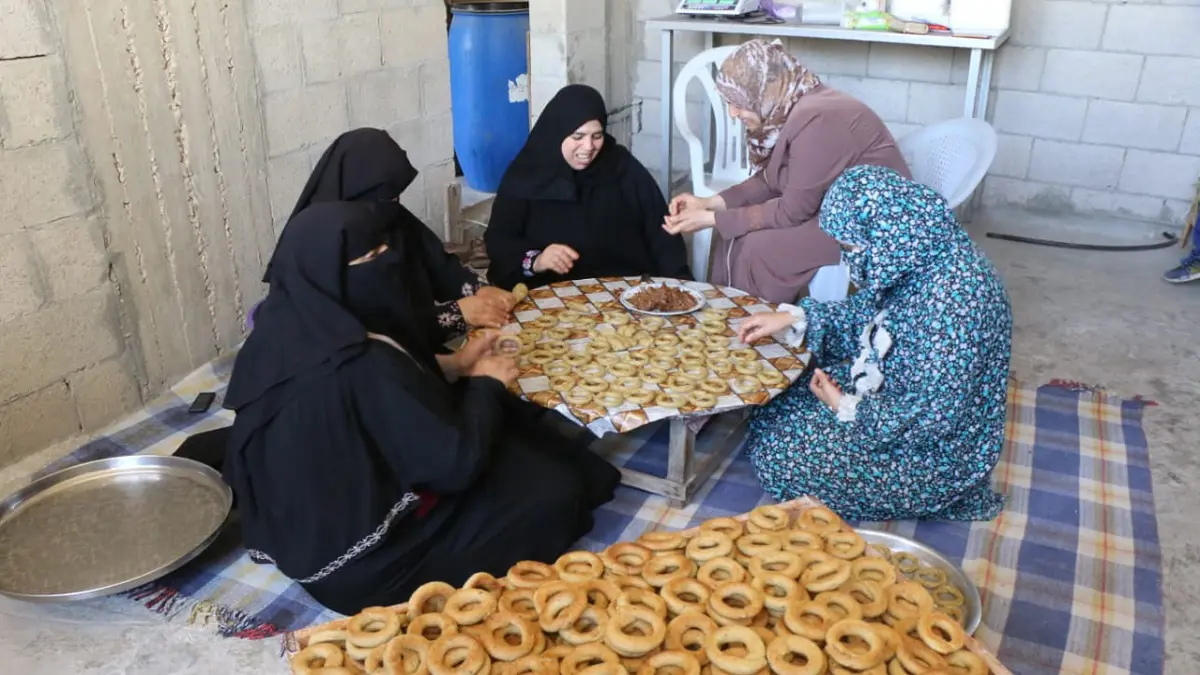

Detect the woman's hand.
[
  {"left": 662, "top": 209, "right": 716, "bottom": 236},
  {"left": 458, "top": 291, "right": 511, "bottom": 329},
  {"left": 669, "top": 193, "right": 706, "bottom": 215},
  {"left": 439, "top": 331, "right": 498, "bottom": 379},
  {"left": 809, "top": 368, "right": 843, "bottom": 412},
  {"left": 469, "top": 354, "right": 519, "bottom": 387},
  {"left": 533, "top": 244, "right": 579, "bottom": 275},
  {"left": 737, "top": 311, "right": 797, "bottom": 344}
]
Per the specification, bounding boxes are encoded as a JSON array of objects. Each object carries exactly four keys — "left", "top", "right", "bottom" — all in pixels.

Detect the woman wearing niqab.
[{"left": 224, "top": 201, "right": 620, "bottom": 614}]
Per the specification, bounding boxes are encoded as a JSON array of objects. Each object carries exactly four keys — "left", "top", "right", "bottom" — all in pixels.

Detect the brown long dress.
[{"left": 711, "top": 85, "right": 911, "bottom": 303}]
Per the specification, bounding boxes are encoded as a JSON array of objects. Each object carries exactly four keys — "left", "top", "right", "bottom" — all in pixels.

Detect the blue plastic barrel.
[{"left": 448, "top": 2, "right": 531, "bottom": 193}]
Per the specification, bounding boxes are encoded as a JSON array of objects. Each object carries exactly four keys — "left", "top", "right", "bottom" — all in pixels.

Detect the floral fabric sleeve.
[{"left": 434, "top": 281, "right": 481, "bottom": 342}]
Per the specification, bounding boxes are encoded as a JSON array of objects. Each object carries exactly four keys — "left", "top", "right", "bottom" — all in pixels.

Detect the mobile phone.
[{"left": 188, "top": 392, "right": 217, "bottom": 414}]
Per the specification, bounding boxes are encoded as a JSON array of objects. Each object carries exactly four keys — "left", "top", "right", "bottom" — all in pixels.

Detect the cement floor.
[{"left": 0, "top": 208, "right": 1197, "bottom": 674}]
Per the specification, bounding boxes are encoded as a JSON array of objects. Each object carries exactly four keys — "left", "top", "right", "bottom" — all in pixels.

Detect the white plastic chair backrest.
[
  {"left": 673, "top": 45, "right": 752, "bottom": 198},
  {"left": 897, "top": 117, "right": 998, "bottom": 209}
]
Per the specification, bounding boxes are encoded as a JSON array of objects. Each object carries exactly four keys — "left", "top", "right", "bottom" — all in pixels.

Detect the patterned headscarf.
[
  {"left": 818, "top": 165, "right": 972, "bottom": 293},
  {"left": 715, "top": 39, "right": 821, "bottom": 172}
]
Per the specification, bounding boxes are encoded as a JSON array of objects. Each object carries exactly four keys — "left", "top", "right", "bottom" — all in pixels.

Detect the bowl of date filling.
[{"left": 620, "top": 281, "right": 705, "bottom": 316}]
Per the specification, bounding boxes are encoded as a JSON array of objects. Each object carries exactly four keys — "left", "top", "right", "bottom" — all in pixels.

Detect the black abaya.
[
  {"left": 225, "top": 203, "right": 619, "bottom": 615},
  {"left": 485, "top": 85, "right": 691, "bottom": 290}
]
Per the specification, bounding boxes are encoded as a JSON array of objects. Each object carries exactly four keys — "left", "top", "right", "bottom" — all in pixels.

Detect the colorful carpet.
[{"left": 23, "top": 357, "right": 1164, "bottom": 674}]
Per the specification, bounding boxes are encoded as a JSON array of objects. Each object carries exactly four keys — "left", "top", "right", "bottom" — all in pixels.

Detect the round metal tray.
[
  {"left": 619, "top": 282, "right": 706, "bottom": 316},
  {"left": 0, "top": 455, "right": 233, "bottom": 603},
  {"left": 859, "top": 529, "right": 983, "bottom": 635}
]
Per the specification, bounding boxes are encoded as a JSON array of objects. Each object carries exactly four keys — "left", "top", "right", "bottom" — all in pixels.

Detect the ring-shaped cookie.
[
  {"left": 729, "top": 349, "right": 759, "bottom": 363},
  {"left": 734, "top": 360, "right": 763, "bottom": 375},
  {"left": 688, "top": 391, "right": 718, "bottom": 408},
  {"left": 642, "top": 367, "right": 669, "bottom": 384},
  {"left": 599, "top": 391, "right": 626, "bottom": 408},
  {"left": 825, "top": 619, "right": 885, "bottom": 671},
  {"left": 444, "top": 588, "right": 498, "bottom": 626},
  {"left": 604, "top": 313, "right": 631, "bottom": 326},
  {"left": 704, "top": 625, "right": 767, "bottom": 675},
  {"left": 565, "top": 389, "right": 594, "bottom": 406},
  {"left": 825, "top": 531, "right": 867, "bottom": 560},
  {"left": 527, "top": 349, "right": 555, "bottom": 365},
  {"left": 751, "top": 572, "right": 803, "bottom": 615},
  {"left": 917, "top": 612, "right": 965, "bottom": 654},
  {"left": 625, "top": 389, "right": 656, "bottom": 406},
  {"left": 550, "top": 375, "right": 579, "bottom": 391},
  {"left": 766, "top": 634, "right": 825, "bottom": 675},
  {"left": 565, "top": 352, "right": 593, "bottom": 367},
  {"left": 680, "top": 353, "right": 706, "bottom": 368},
  {"left": 757, "top": 369, "right": 787, "bottom": 388},
  {"left": 654, "top": 333, "right": 681, "bottom": 347},
  {"left": 650, "top": 357, "right": 675, "bottom": 371},
  {"left": 700, "top": 320, "right": 727, "bottom": 335},
  {"left": 660, "top": 577, "right": 711, "bottom": 616},
  {"left": 700, "top": 517, "right": 744, "bottom": 540},
  {"left": 655, "top": 392, "right": 689, "bottom": 408},
  {"left": 578, "top": 363, "right": 607, "bottom": 379},
  {"left": 609, "top": 362, "right": 637, "bottom": 378},
  {"left": 626, "top": 352, "right": 650, "bottom": 366},
  {"left": 696, "top": 556, "right": 747, "bottom": 589},
  {"left": 579, "top": 377, "right": 610, "bottom": 393},
  {"left": 731, "top": 376, "right": 762, "bottom": 394},
  {"left": 641, "top": 553, "right": 696, "bottom": 588}
]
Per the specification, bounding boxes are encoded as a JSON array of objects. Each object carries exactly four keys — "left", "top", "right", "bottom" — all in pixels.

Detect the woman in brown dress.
[{"left": 663, "top": 39, "right": 911, "bottom": 304}]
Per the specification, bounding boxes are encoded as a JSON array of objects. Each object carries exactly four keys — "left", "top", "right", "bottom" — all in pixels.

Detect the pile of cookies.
[
  {"left": 290, "top": 505, "right": 992, "bottom": 675},
  {"left": 508, "top": 307, "right": 791, "bottom": 412}
]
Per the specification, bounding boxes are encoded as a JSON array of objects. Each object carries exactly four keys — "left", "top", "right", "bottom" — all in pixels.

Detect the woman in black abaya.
[
  {"left": 485, "top": 85, "right": 691, "bottom": 289},
  {"left": 264, "top": 127, "right": 515, "bottom": 335},
  {"left": 224, "top": 202, "right": 620, "bottom": 615}
]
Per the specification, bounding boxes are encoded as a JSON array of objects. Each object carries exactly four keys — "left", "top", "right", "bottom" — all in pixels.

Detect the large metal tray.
[
  {"left": 0, "top": 455, "right": 232, "bottom": 603},
  {"left": 859, "top": 529, "right": 983, "bottom": 635}
]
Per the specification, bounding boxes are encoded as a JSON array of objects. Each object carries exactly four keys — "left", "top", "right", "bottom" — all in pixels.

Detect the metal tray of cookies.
[
  {"left": 0, "top": 455, "right": 233, "bottom": 603},
  {"left": 859, "top": 529, "right": 983, "bottom": 635}
]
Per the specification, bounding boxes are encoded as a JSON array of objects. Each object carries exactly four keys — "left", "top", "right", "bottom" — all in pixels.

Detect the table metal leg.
[
  {"left": 963, "top": 48, "right": 982, "bottom": 118},
  {"left": 660, "top": 29, "right": 675, "bottom": 196},
  {"left": 666, "top": 419, "right": 695, "bottom": 508},
  {"left": 967, "top": 50, "right": 996, "bottom": 217}
]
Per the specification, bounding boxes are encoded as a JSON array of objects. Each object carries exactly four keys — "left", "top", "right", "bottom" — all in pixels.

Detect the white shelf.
[{"left": 645, "top": 15, "right": 1009, "bottom": 50}]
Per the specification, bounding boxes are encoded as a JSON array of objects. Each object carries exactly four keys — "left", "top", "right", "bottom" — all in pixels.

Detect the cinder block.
[
  {"left": 1069, "top": 188, "right": 1168, "bottom": 224},
  {"left": 247, "top": 0, "right": 337, "bottom": 30},
  {"left": 1028, "top": 140, "right": 1124, "bottom": 190},
  {"left": 991, "top": 134, "right": 1032, "bottom": 179},
  {"left": 636, "top": 0, "right": 676, "bottom": 21},
  {"left": 1119, "top": 150, "right": 1200, "bottom": 200},
  {"left": 1011, "top": 0, "right": 1106, "bottom": 50},
  {"left": 867, "top": 44, "right": 953, "bottom": 84},
  {"left": 992, "top": 47, "right": 1044, "bottom": 92},
  {"left": 1180, "top": 110, "right": 1200, "bottom": 156},
  {"left": 567, "top": 30, "right": 607, "bottom": 90},
  {"left": 388, "top": 114, "right": 453, "bottom": 171},
  {"left": 1137, "top": 57, "right": 1200, "bottom": 108},
  {"left": 301, "top": 15, "right": 382, "bottom": 83},
  {"left": 0, "top": 0, "right": 52, "bottom": 59},
  {"left": 992, "top": 90, "right": 1086, "bottom": 141},
  {"left": 349, "top": 69, "right": 423, "bottom": 129},
  {"left": 262, "top": 83, "right": 348, "bottom": 156},
  {"left": 266, "top": 148, "right": 313, "bottom": 225},
  {"left": 640, "top": 24, "right": 706, "bottom": 64},
  {"left": 1083, "top": 101, "right": 1187, "bottom": 152},
  {"left": 420, "top": 60, "right": 452, "bottom": 118},
  {"left": 634, "top": 59, "right": 663, "bottom": 101},
  {"left": 825, "top": 76, "right": 909, "bottom": 123},
  {"left": 1040, "top": 49, "right": 1142, "bottom": 101},
  {"left": 67, "top": 356, "right": 142, "bottom": 432},
  {"left": 0, "top": 289, "right": 122, "bottom": 403},
  {"left": 0, "top": 233, "right": 43, "bottom": 322},
  {"left": 568, "top": 0, "right": 606, "bottom": 32},
  {"left": 29, "top": 217, "right": 109, "bottom": 301},
  {"left": 906, "top": 82, "right": 963, "bottom": 125},
  {"left": 341, "top": 0, "right": 410, "bottom": 13},
  {"left": 790, "top": 38, "right": 869, "bottom": 78},
  {"left": 630, "top": 132, "right": 692, "bottom": 173},
  {"left": 0, "top": 142, "right": 90, "bottom": 233},
  {"left": 381, "top": 5, "right": 448, "bottom": 70},
  {"left": 400, "top": 171, "right": 428, "bottom": 220},
  {"left": 252, "top": 25, "right": 303, "bottom": 93},
  {"left": 0, "top": 55, "right": 71, "bottom": 149},
  {"left": 1103, "top": 5, "right": 1200, "bottom": 58},
  {"left": 0, "top": 383, "right": 80, "bottom": 466},
  {"left": 980, "top": 176, "right": 1071, "bottom": 211},
  {"left": 530, "top": 0, "right": 566, "bottom": 34},
  {"left": 530, "top": 34, "right": 567, "bottom": 79}
]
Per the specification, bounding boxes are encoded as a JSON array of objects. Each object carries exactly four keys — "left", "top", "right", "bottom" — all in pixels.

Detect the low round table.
[{"left": 492, "top": 276, "right": 812, "bottom": 506}]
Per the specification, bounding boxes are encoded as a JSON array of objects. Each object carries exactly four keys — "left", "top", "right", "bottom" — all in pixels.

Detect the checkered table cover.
[{"left": 498, "top": 277, "right": 812, "bottom": 437}]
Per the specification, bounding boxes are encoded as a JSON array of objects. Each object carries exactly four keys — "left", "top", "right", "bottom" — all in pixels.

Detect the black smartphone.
[{"left": 188, "top": 392, "right": 217, "bottom": 414}]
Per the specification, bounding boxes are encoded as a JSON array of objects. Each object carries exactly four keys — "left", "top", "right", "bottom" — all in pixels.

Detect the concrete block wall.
[
  {"left": 0, "top": 0, "right": 132, "bottom": 464},
  {"left": 248, "top": 0, "right": 455, "bottom": 232},
  {"left": 529, "top": 0, "right": 609, "bottom": 125},
  {"left": 628, "top": 0, "right": 1200, "bottom": 224}
]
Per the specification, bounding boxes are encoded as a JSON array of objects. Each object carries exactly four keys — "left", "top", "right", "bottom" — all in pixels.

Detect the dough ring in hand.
[{"left": 511, "top": 283, "right": 529, "bottom": 302}]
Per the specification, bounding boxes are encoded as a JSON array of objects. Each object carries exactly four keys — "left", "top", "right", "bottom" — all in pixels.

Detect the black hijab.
[
  {"left": 263, "top": 128, "right": 424, "bottom": 284},
  {"left": 227, "top": 202, "right": 443, "bottom": 412},
  {"left": 498, "top": 84, "right": 631, "bottom": 202}
]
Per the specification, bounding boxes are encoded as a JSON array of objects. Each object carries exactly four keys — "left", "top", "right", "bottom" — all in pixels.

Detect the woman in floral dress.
[{"left": 737, "top": 165, "right": 1011, "bottom": 521}]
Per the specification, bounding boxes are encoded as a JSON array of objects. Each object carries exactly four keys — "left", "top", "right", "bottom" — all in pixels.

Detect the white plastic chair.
[
  {"left": 673, "top": 46, "right": 848, "bottom": 302},
  {"left": 897, "top": 117, "right": 998, "bottom": 209}
]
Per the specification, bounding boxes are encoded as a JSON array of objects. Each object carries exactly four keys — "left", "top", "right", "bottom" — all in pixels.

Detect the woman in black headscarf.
[
  {"left": 268, "top": 127, "right": 514, "bottom": 336},
  {"left": 224, "top": 202, "right": 620, "bottom": 614},
  {"left": 485, "top": 85, "right": 691, "bottom": 289}
]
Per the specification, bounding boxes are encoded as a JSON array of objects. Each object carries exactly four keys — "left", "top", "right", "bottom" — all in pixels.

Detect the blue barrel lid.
[{"left": 450, "top": 1, "right": 529, "bottom": 13}]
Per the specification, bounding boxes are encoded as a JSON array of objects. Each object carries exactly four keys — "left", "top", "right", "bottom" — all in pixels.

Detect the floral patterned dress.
[{"left": 746, "top": 165, "right": 1012, "bottom": 522}]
